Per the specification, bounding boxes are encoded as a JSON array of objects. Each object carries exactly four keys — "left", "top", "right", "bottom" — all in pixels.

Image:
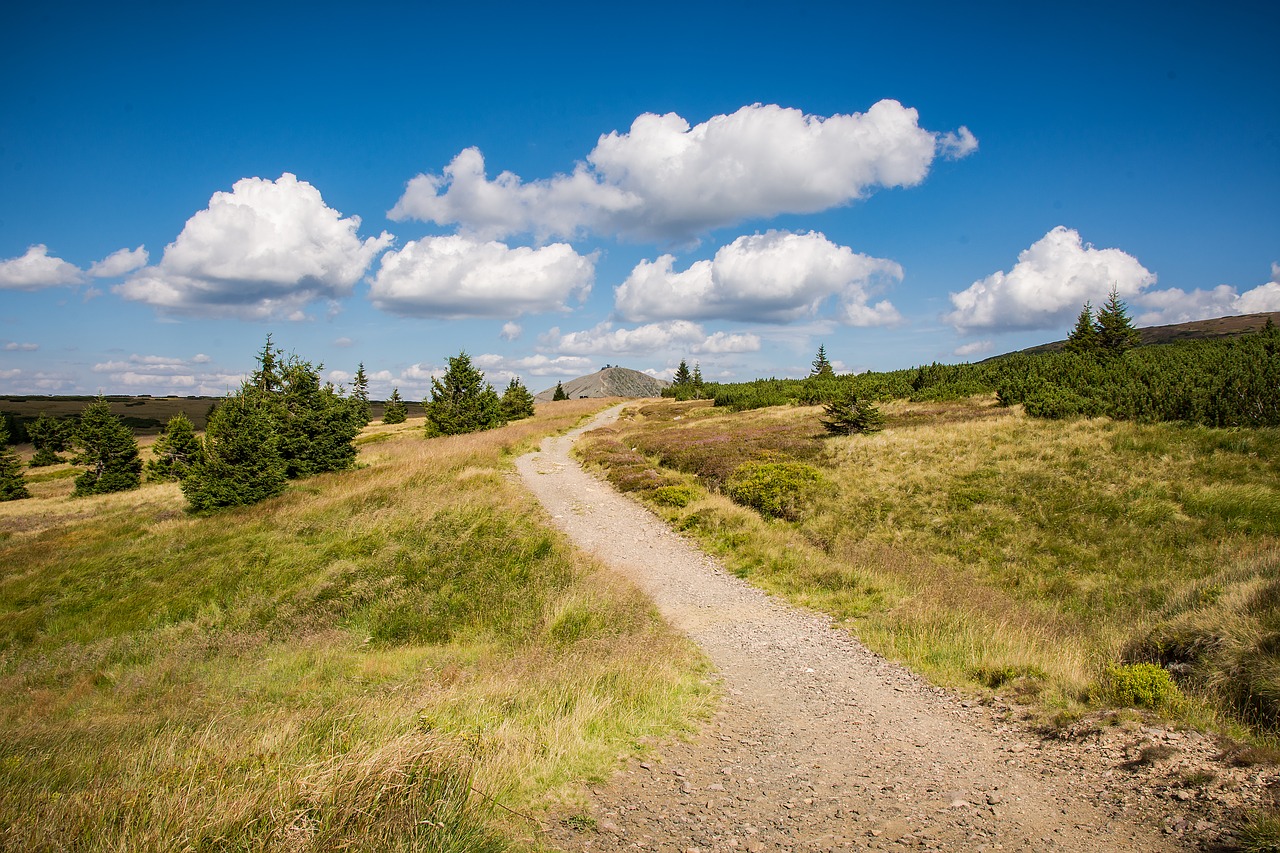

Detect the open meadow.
[
  {"left": 579, "top": 397, "right": 1280, "bottom": 741},
  {"left": 0, "top": 401, "right": 712, "bottom": 851}
]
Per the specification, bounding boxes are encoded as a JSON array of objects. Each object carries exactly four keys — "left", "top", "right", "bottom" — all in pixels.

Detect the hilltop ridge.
[{"left": 535, "top": 366, "right": 669, "bottom": 402}]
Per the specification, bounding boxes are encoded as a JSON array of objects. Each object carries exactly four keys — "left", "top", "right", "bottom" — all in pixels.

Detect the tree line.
[{"left": 1, "top": 341, "right": 540, "bottom": 507}]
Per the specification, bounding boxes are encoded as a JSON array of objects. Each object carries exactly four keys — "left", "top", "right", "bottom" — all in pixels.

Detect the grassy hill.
[
  {"left": 1007, "top": 310, "right": 1280, "bottom": 358},
  {"left": 0, "top": 402, "right": 712, "bottom": 850}
]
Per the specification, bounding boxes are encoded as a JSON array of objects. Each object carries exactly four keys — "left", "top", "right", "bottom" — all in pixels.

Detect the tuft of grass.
[
  {"left": 1239, "top": 811, "right": 1280, "bottom": 853},
  {"left": 0, "top": 402, "right": 713, "bottom": 850},
  {"left": 1098, "top": 663, "right": 1181, "bottom": 712}
]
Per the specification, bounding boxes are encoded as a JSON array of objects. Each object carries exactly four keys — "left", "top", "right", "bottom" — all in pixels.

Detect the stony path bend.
[{"left": 515, "top": 405, "right": 1181, "bottom": 852}]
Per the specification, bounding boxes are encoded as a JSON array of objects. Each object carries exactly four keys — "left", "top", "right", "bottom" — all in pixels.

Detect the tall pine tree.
[
  {"left": 0, "top": 420, "right": 30, "bottom": 501},
  {"left": 810, "top": 344, "right": 835, "bottom": 377},
  {"left": 350, "top": 362, "right": 371, "bottom": 427},
  {"left": 1095, "top": 286, "right": 1141, "bottom": 356},
  {"left": 1066, "top": 302, "right": 1100, "bottom": 354},
  {"left": 70, "top": 397, "right": 142, "bottom": 496},
  {"left": 672, "top": 359, "right": 693, "bottom": 387},
  {"left": 552, "top": 381, "right": 569, "bottom": 401}
]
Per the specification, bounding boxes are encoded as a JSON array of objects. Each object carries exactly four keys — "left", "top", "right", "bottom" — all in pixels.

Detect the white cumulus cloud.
[
  {"left": 116, "top": 173, "right": 392, "bottom": 319},
  {"left": 1134, "top": 263, "right": 1280, "bottom": 325},
  {"left": 0, "top": 245, "right": 86, "bottom": 289},
  {"left": 500, "top": 322, "right": 522, "bottom": 341},
  {"left": 88, "top": 245, "right": 149, "bottom": 278},
  {"left": 368, "top": 235, "right": 594, "bottom": 319},
  {"left": 473, "top": 352, "right": 596, "bottom": 377},
  {"left": 945, "top": 226, "right": 1157, "bottom": 333},
  {"left": 615, "top": 230, "right": 902, "bottom": 325},
  {"left": 90, "top": 353, "right": 243, "bottom": 395},
  {"left": 541, "top": 320, "right": 759, "bottom": 357},
  {"left": 3, "top": 342, "right": 39, "bottom": 352},
  {"left": 390, "top": 101, "right": 976, "bottom": 242}
]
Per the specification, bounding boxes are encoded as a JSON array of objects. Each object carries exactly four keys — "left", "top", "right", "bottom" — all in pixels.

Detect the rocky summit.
[{"left": 535, "top": 366, "right": 670, "bottom": 402}]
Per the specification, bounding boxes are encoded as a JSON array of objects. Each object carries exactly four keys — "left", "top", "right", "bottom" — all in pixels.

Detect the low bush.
[
  {"left": 1098, "top": 663, "right": 1181, "bottom": 711},
  {"left": 724, "top": 461, "right": 825, "bottom": 521}
]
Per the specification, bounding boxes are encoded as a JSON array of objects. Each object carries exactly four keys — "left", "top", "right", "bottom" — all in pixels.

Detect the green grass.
[
  {"left": 579, "top": 398, "right": 1280, "bottom": 738},
  {"left": 0, "top": 401, "right": 713, "bottom": 851}
]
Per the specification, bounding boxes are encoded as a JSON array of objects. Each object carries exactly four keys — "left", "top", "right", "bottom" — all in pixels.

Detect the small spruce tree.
[
  {"left": 810, "top": 344, "right": 835, "bottom": 378},
  {"left": 552, "top": 381, "right": 569, "bottom": 402},
  {"left": 146, "top": 413, "right": 204, "bottom": 482},
  {"left": 500, "top": 377, "right": 536, "bottom": 421},
  {"left": 70, "top": 397, "right": 143, "bottom": 496},
  {"left": 28, "top": 413, "right": 73, "bottom": 467},
  {"left": 0, "top": 420, "right": 30, "bottom": 501},
  {"left": 424, "top": 351, "right": 504, "bottom": 436},
  {"left": 821, "top": 392, "right": 885, "bottom": 435},
  {"left": 381, "top": 388, "right": 407, "bottom": 424},
  {"left": 1095, "top": 286, "right": 1141, "bottom": 356},
  {"left": 692, "top": 363, "right": 705, "bottom": 399},
  {"left": 1066, "top": 302, "right": 1100, "bottom": 354},
  {"left": 182, "top": 393, "right": 287, "bottom": 511},
  {"left": 673, "top": 359, "right": 693, "bottom": 387},
  {"left": 350, "top": 362, "right": 371, "bottom": 426}
]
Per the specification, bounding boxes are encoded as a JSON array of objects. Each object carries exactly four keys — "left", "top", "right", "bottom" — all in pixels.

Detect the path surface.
[{"left": 516, "top": 405, "right": 1247, "bottom": 852}]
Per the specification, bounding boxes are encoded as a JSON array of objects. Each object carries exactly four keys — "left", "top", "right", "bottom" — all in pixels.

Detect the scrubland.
[
  {"left": 579, "top": 397, "right": 1280, "bottom": 740},
  {"left": 0, "top": 400, "right": 712, "bottom": 851}
]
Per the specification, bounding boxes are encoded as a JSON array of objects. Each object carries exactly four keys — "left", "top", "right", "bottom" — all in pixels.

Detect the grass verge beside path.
[
  {"left": 0, "top": 400, "right": 713, "bottom": 851},
  {"left": 579, "top": 397, "right": 1280, "bottom": 741}
]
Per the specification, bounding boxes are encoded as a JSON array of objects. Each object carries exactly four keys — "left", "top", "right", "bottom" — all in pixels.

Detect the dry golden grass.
[{"left": 0, "top": 401, "right": 712, "bottom": 851}]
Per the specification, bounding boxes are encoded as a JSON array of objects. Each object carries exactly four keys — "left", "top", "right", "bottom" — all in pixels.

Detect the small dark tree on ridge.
[{"left": 382, "top": 388, "right": 407, "bottom": 424}]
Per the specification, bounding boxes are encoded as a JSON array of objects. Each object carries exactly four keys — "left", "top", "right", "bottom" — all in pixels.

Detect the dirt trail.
[{"left": 515, "top": 405, "right": 1248, "bottom": 852}]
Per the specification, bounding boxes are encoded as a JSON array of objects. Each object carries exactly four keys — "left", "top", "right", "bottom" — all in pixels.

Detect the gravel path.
[{"left": 516, "top": 405, "right": 1256, "bottom": 852}]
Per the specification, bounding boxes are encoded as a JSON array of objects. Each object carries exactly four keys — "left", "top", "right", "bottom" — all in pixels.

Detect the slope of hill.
[
  {"left": 1007, "top": 310, "right": 1280, "bottom": 358},
  {"left": 535, "top": 366, "right": 670, "bottom": 401}
]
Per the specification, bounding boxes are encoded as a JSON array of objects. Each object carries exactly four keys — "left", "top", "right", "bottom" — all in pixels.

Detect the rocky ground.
[{"left": 515, "top": 405, "right": 1279, "bottom": 852}]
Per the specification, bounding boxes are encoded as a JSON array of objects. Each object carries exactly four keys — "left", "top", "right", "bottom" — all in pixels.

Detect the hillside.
[
  {"left": 1005, "top": 310, "right": 1280, "bottom": 359},
  {"left": 535, "top": 366, "right": 669, "bottom": 402}
]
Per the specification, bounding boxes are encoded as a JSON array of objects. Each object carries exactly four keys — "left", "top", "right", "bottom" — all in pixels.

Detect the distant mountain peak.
[{"left": 535, "top": 366, "right": 670, "bottom": 402}]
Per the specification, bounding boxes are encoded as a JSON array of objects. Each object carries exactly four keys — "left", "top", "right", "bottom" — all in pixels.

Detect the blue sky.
[{"left": 2, "top": 0, "right": 1277, "bottom": 399}]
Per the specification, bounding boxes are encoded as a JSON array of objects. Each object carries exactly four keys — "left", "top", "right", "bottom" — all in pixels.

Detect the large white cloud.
[
  {"left": 541, "top": 320, "right": 760, "bottom": 357},
  {"left": 1133, "top": 263, "right": 1280, "bottom": 325},
  {"left": 615, "top": 230, "right": 902, "bottom": 325},
  {"left": 473, "top": 352, "right": 596, "bottom": 377},
  {"left": 390, "top": 101, "right": 976, "bottom": 241},
  {"left": 0, "top": 245, "right": 86, "bottom": 289},
  {"left": 116, "top": 173, "right": 392, "bottom": 319},
  {"left": 945, "top": 226, "right": 1157, "bottom": 333},
  {"left": 368, "top": 235, "right": 594, "bottom": 319}
]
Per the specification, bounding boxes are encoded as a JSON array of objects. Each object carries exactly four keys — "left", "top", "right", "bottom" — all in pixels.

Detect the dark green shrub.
[
  {"left": 651, "top": 484, "right": 697, "bottom": 507},
  {"left": 821, "top": 393, "right": 885, "bottom": 434},
  {"left": 70, "top": 398, "right": 142, "bottom": 496}
]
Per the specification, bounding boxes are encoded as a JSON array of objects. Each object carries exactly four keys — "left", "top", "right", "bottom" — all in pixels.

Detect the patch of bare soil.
[{"left": 516, "top": 405, "right": 1277, "bottom": 852}]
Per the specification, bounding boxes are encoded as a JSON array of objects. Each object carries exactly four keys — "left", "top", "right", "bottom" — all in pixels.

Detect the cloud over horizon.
[
  {"left": 1133, "top": 262, "right": 1280, "bottom": 326},
  {"left": 541, "top": 319, "right": 760, "bottom": 357},
  {"left": 390, "top": 101, "right": 976, "bottom": 242},
  {"left": 616, "top": 230, "right": 903, "bottom": 325},
  {"left": 116, "top": 173, "right": 392, "bottom": 320},
  {"left": 945, "top": 226, "right": 1157, "bottom": 333},
  {"left": 368, "top": 235, "right": 595, "bottom": 319}
]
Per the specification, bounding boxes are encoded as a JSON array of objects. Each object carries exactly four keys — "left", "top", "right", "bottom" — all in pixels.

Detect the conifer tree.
[
  {"left": 274, "top": 355, "right": 359, "bottom": 477},
  {"left": 252, "top": 333, "right": 282, "bottom": 394},
  {"left": 70, "top": 397, "right": 142, "bottom": 496},
  {"left": 350, "top": 362, "right": 371, "bottom": 426},
  {"left": 423, "top": 351, "right": 504, "bottom": 436},
  {"left": 810, "top": 344, "right": 835, "bottom": 378},
  {"left": 28, "top": 413, "right": 73, "bottom": 467},
  {"left": 673, "top": 359, "right": 693, "bottom": 387},
  {"left": 182, "top": 393, "right": 286, "bottom": 511},
  {"left": 552, "top": 381, "right": 569, "bottom": 401},
  {"left": 821, "top": 391, "right": 885, "bottom": 435},
  {"left": 692, "top": 363, "right": 705, "bottom": 399},
  {"left": 1095, "top": 286, "right": 1141, "bottom": 356},
  {"left": 381, "top": 388, "right": 407, "bottom": 424},
  {"left": 500, "top": 376, "right": 536, "bottom": 421},
  {"left": 146, "top": 413, "right": 204, "bottom": 482},
  {"left": 1066, "top": 302, "right": 1100, "bottom": 354},
  {"left": 0, "top": 420, "right": 30, "bottom": 501}
]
